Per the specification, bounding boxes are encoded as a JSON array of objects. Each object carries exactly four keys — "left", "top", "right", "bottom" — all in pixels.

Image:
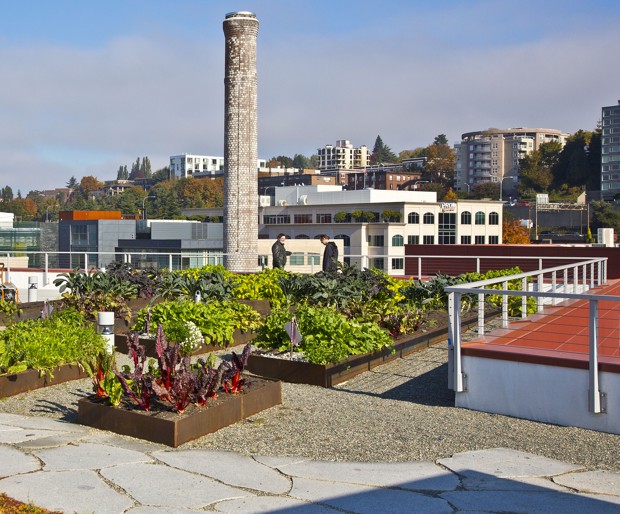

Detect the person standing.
[
  {"left": 272, "top": 233, "right": 291, "bottom": 269},
  {"left": 320, "top": 234, "right": 339, "bottom": 272}
]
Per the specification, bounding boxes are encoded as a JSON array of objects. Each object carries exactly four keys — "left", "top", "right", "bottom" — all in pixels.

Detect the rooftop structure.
[{"left": 317, "top": 140, "right": 370, "bottom": 171}]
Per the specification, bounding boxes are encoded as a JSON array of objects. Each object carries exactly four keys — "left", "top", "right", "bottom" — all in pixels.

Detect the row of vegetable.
[{"left": 0, "top": 263, "right": 534, "bottom": 413}]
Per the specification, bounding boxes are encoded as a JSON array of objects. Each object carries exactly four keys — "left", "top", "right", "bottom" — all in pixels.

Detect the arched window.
[
  {"left": 489, "top": 212, "right": 499, "bottom": 225},
  {"left": 475, "top": 211, "right": 486, "bottom": 225},
  {"left": 461, "top": 211, "right": 471, "bottom": 225},
  {"left": 392, "top": 234, "right": 404, "bottom": 247},
  {"left": 295, "top": 234, "right": 310, "bottom": 239},
  {"left": 423, "top": 212, "right": 434, "bottom": 224},
  {"left": 334, "top": 234, "right": 350, "bottom": 247},
  {"left": 408, "top": 212, "right": 420, "bottom": 224}
]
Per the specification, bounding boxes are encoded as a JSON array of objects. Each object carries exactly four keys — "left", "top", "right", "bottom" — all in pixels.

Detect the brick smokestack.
[{"left": 223, "top": 11, "right": 259, "bottom": 272}]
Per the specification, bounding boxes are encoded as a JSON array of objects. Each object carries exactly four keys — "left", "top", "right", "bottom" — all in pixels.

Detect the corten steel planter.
[
  {"left": 114, "top": 330, "right": 256, "bottom": 358},
  {"left": 0, "top": 364, "right": 89, "bottom": 398},
  {"left": 247, "top": 315, "right": 481, "bottom": 388},
  {"left": 77, "top": 377, "right": 282, "bottom": 447}
]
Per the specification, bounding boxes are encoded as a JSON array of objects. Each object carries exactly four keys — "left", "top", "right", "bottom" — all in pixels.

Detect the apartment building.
[
  {"left": 317, "top": 140, "right": 370, "bottom": 171},
  {"left": 601, "top": 100, "right": 620, "bottom": 199},
  {"left": 454, "top": 128, "right": 569, "bottom": 196},
  {"left": 169, "top": 154, "right": 267, "bottom": 179}
]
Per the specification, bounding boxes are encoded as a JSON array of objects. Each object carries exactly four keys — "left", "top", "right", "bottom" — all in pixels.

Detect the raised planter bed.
[
  {"left": 246, "top": 313, "right": 481, "bottom": 387},
  {"left": 0, "top": 364, "right": 89, "bottom": 398},
  {"left": 114, "top": 330, "right": 256, "bottom": 358},
  {"left": 77, "top": 377, "right": 282, "bottom": 447}
]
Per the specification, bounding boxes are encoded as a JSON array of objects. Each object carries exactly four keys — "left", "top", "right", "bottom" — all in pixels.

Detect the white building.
[
  {"left": 317, "top": 140, "right": 370, "bottom": 171},
  {"left": 184, "top": 185, "right": 503, "bottom": 276},
  {"left": 170, "top": 154, "right": 267, "bottom": 179},
  {"left": 454, "top": 128, "right": 569, "bottom": 197}
]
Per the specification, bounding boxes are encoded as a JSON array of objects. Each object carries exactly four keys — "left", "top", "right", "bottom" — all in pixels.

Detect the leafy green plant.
[
  {"left": 253, "top": 304, "right": 392, "bottom": 365},
  {"left": 0, "top": 309, "right": 107, "bottom": 376},
  {"left": 132, "top": 300, "right": 262, "bottom": 347}
]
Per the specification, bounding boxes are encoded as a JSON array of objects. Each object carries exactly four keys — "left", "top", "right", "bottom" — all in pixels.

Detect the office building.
[{"left": 601, "top": 100, "right": 620, "bottom": 199}]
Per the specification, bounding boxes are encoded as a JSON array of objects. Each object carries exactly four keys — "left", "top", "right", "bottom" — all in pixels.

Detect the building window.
[
  {"left": 489, "top": 236, "right": 499, "bottom": 244},
  {"left": 294, "top": 214, "right": 313, "bottom": 224},
  {"left": 391, "top": 258, "right": 404, "bottom": 270},
  {"left": 408, "top": 235, "right": 419, "bottom": 245},
  {"left": 263, "top": 215, "right": 290, "bottom": 224},
  {"left": 475, "top": 236, "right": 485, "bottom": 244},
  {"left": 317, "top": 213, "right": 332, "bottom": 223},
  {"left": 461, "top": 211, "right": 471, "bottom": 225},
  {"left": 438, "top": 213, "right": 456, "bottom": 244},
  {"left": 461, "top": 235, "right": 471, "bottom": 244},
  {"left": 335, "top": 234, "right": 350, "bottom": 246},
  {"left": 489, "top": 212, "right": 499, "bottom": 225},
  {"left": 295, "top": 234, "right": 310, "bottom": 239},
  {"left": 423, "top": 212, "right": 434, "bottom": 224},
  {"left": 423, "top": 235, "right": 435, "bottom": 244},
  {"left": 475, "top": 211, "right": 486, "bottom": 225},
  {"left": 408, "top": 212, "right": 420, "bottom": 224},
  {"left": 367, "top": 235, "right": 384, "bottom": 246},
  {"left": 289, "top": 253, "right": 304, "bottom": 265},
  {"left": 370, "top": 258, "right": 384, "bottom": 270},
  {"left": 308, "top": 253, "right": 320, "bottom": 265},
  {"left": 392, "top": 234, "right": 404, "bottom": 247}
]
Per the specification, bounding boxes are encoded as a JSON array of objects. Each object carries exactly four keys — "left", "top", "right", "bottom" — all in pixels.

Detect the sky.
[{"left": 1, "top": 0, "right": 619, "bottom": 194}]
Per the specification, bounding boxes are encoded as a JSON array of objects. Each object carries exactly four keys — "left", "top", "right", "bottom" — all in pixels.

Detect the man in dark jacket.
[
  {"left": 272, "top": 233, "right": 291, "bottom": 269},
  {"left": 320, "top": 234, "right": 339, "bottom": 272}
]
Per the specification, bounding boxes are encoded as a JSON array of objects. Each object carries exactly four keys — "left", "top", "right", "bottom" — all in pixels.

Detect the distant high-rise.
[
  {"left": 601, "top": 101, "right": 620, "bottom": 199},
  {"left": 223, "top": 11, "right": 259, "bottom": 272}
]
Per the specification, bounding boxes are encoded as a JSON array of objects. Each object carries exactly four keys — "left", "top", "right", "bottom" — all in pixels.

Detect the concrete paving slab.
[
  {"left": 553, "top": 470, "right": 620, "bottom": 496},
  {"left": 14, "top": 431, "right": 88, "bottom": 449},
  {"left": 2, "top": 415, "right": 87, "bottom": 433},
  {"left": 289, "top": 477, "right": 452, "bottom": 514},
  {"left": 100, "top": 462, "right": 251, "bottom": 508},
  {"left": 82, "top": 430, "right": 168, "bottom": 452},
  {"left": 213, "top": 496, "right": 337, "bottom": 513},
  {"left": 154, "top": 450, "right": 291, "bottom": 494},
  {"left": 0, "top": 469, "right": 133, "bottom": 514},
  {"left": 0, "top": 445, "right": 40, "bottom": 477},
  {"left": 253, "top": 454, "right": 310, "bottom": 468},
  {"left": 35, "top": 442, "right": 153, "bottom": 470},
  {"left": 0, "top": 427, "right": 65, "bottom": 444},
  {"left": 270, "top": 459, "right": 458, "bottom": 491},
  {"left": 438, "top": 448, "right": 583, "bottom": 478},
  {"left": 127, "top": 508, "right": 211, "bottom": 513},
  {"left": 461, "top": 475, "right": 571, "bottom": 492},
  {"left": 441, "top": 489, "right": 620, "bottom": 514}
]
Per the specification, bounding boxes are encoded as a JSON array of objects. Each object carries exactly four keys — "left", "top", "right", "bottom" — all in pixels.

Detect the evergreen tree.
[
  {"left": 371, "top": 135, "right": 397, "bottom": 164},
  {"left": 433, "top": 134, "right": 449, "bottom": 145},
  {"left": 1, "top": 186, "right": 13, "bottom": 202},
  {"left": 66, "top": 176, "right": 77, "bottom": 189}
]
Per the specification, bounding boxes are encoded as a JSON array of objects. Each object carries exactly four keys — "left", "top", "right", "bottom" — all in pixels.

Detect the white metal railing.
[{"left": 445, "top": 257, "right": 610, "bottom": 415}]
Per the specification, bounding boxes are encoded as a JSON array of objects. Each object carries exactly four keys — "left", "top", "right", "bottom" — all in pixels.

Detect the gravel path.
[{"left": 1, "top": 328, "right": 619, "bottom": 471}]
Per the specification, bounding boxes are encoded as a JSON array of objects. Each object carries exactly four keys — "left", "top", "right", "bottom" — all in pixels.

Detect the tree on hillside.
[
  {"left": 140, "top": 156, "right": 152, "bottom": 179},
  {"left": 292, "top": 154, "right": 310, "bottom": 169},
  {"left": 267, "top": 156, "right": 293, "bottom": 168},
  {"left": 117, "top": 165, "right": 129, "bottom": 180},
  {"left": 503, "top": 219, "right": 531, "bottom": 244},
  {"left": 79, "top": 176, "right": 104, "bottom": 196},
  {"left": 398, "top": 148, "right": 426, "bottom": 161},
  {"left": 589, "top": 201, "right": 620, "bottom": 233},
  {"left": 433, "top": 134, "right": 449, "bottom": 145},
  {"left": 517, "top": 142, "right": 561, "bottom": 195},
  {"left": 423, "top": 141, "right": 456, "bottom": 186},
  {"left": 129, "top": 158, "right": 143, "bottom": 180},
  {"left": 471, "top": 182, "right": 499, "bottom": 200},
  {"left": 370, "top": 135, "right": 397, "bottom": 164},
  {"left": 66, "top": 176, "right": 77, "bottom": 189},
  {"left": 152, "top": 167, "right": 171, "bottom": 183},
  {"left": 1, "top": 186, "right": 13, "bottom": 202}
]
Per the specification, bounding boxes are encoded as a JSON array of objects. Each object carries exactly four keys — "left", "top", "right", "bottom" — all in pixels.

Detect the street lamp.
[
  {"left": 499, "top": 176, "right": 517, "bottom": 201},
  {"left": 142, "top": 195, "right": 155, "bottom": 220}
]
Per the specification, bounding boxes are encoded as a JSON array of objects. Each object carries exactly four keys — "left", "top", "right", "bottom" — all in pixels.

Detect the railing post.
[
  {"left": 478, "top": 291, "right": 485, "bottom": 337},
  {"left": 502, "top": 280, "right": 508, "bottom": 328},
  {"left": 44, "top": 253, "right": 49, "bottom": 286},
  {"left": 536, "top": 273, "right": 543, "bottom": 312},
  {"left": 448, "top": 292, "right": 454, "bottom": 390},
  {"left": 552, "top": 271, "right": 557, "bottom": 305},
  {"left": 476, "top": 257, "right": 480, "bottom": 274},
  {"left": 417, "top": 257, "right": 422, "bottom": 280},
  {"left": 522, "top": 277, "right": 527, "bottom": 318},
  {"left": 169, "top": 254, "right": 173, "bottom": 271},
  {"left": 450, "top": 292, "right": 465, "bottom": 392},
  {"left": 573, "top": 266, "right": 578, "bottom": 294},
  {"left": 589, "top": 299, "right": 606, "bottom": 414}
]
